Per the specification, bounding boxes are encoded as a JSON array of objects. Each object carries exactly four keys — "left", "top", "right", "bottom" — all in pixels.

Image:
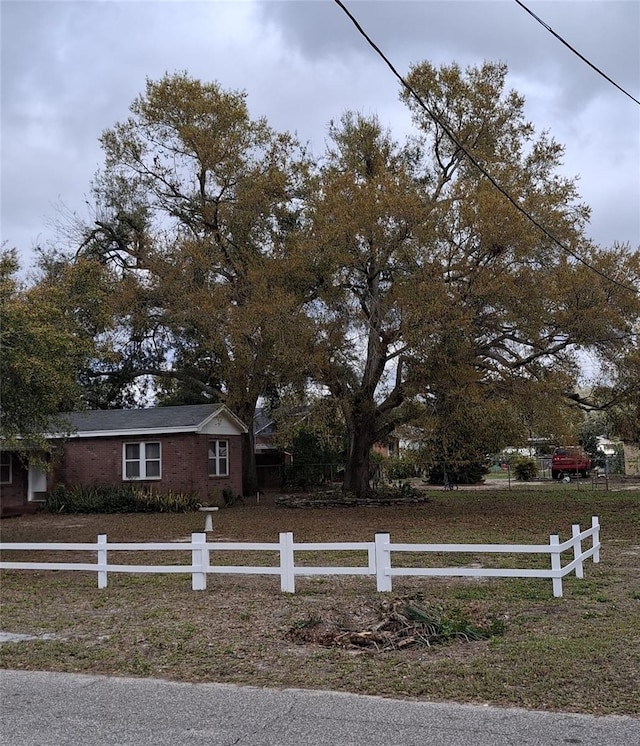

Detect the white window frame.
[
  {"left": 0, "top": 452, "right": 12, "bottom": 484},
  {"left": 208, "top": 439, "right": 229, "bottom": 477},
  {"left": 123, "top": 442, "right": 162, "bottom": 481}
]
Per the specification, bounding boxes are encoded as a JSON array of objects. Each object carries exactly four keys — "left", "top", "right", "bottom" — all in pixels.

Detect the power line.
[
  {"left": 515, "top": 0, "right": 640, "bottom": 107},
  {"left": 332, "top": 0, "right": 638, "bottom": 294}
]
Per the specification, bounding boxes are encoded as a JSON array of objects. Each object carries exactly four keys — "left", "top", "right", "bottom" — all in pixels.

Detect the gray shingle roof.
[{"left": 59, "top": 404, "right": 227, "bottom": 435}]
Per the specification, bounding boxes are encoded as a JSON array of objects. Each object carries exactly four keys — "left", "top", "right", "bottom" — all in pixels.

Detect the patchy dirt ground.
[{"left": 1, "top": 488, "right": 639, "bottom": 715}]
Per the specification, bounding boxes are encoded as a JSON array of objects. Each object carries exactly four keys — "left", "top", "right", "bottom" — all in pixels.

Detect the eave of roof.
[{"left": 62, "top": 425, "right": 204, "bottom": 439}]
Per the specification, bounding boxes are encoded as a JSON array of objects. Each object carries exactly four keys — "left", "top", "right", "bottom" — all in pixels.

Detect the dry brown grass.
[{"left": 1, "top": 487, "right": 639, "bottom": 715}]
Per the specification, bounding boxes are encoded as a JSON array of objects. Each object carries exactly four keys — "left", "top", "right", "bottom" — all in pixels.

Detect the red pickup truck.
[{"left": 551, "top": 446, "right": 592, "bottom": 479}]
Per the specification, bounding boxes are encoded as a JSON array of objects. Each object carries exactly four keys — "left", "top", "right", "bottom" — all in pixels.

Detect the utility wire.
[
  {"left": 515, "top": 0, "right": 640, "bottom": 106},
  {"left": 332, "top": 0, "right": 637, "bottom": 294}
]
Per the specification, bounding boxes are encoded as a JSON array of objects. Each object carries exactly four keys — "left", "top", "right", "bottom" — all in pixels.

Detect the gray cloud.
[
  {"left": 259, "top": 1, "right": 640, "bottom": 119},
  {"left": 1, "top": 0, "right": 638, "bottom": 268}
]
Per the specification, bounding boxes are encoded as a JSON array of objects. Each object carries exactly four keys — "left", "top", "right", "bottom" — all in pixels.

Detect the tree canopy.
[
  {"left": 298, "top": 61, "right": 640, "bottom": 495},
  {"left": 63, "top": 73, "right": 312, "bottom": 493},
  {"left": 0, "top": 249, "right": 98, "bottom": 451},
  {"left": 19, "top": 64, "right": 640, "bottom": 497}
]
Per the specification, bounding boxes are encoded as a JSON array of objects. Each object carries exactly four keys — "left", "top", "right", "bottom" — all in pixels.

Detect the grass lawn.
[{"left": 1, "top": 486, "right": 639, "bottom": 715}]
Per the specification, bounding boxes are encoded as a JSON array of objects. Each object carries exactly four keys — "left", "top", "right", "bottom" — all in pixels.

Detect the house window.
[
  {"left": 123, "top": 442, "right": 161, "bottom": 480},
  {"left": 0, "top": 453, "right": 11, "bottom": 484},
  {"left": 208, "top": 440, "right": 229, "bottom": 477}
]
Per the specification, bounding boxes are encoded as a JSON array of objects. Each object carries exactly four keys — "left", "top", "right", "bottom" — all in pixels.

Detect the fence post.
[
  {"left": 550, "top": 534, "right": 563, "bottom": 597},
  {"left": 375, "top": 533, "right": 392, "bottom": 592},
  {"left": 592, "top": 516, "right": 600, "bottom": 563},
  {"left": 97, "top": 534, "right": 108, "bottom": 589},
  {"left": 367, "top": 543, "right": 376, "bottom": 576},
  {"left": 191, "top": 533, "right": 208, "bottom": 590},
  {"left": 572, "top": 524, "right": 584, "bottom": 579},
  {"left": 280, "top": 532, "right": 295, "bottom": 593}
]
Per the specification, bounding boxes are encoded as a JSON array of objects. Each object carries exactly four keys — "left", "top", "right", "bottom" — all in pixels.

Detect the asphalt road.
[{"left": 1, "top": 670, "right": 638, "bottom": 746}]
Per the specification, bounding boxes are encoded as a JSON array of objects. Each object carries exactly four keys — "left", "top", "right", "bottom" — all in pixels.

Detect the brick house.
[{"left": 0, "top": 404, "right": 247, "bottom": 516}]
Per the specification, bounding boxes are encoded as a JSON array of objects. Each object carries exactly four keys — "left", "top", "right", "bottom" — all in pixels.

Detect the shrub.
[
  {"left": 428, "top": 461, "right": 488, "bottom": 485},
  {"left": 384, "top": 455, "right": 416, "bottom": 482},
  {"left": 371, "top": 482, "right": 422, "bottom": 500},
  {"left": 222, "top": 487, "right": 244, "bottom": 506},
  {"left": 512, "top": 456, "right": 538, "bottom": 481},
  {"left": 282, "top": 463, "right": 334, "bottom": 491},
  {"left": 45, "top": 484, "right": 200, "bottom": 513}
]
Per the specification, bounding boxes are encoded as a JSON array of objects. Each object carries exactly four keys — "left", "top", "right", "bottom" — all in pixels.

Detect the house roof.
[
  {"left": 253, "top": 408, "right": 275, "bottom": 437},
  {"left": 55, "top": 404, "right": 248, "bottom": 438},
  {"left": 253, "top": 406, "right": 310, "bottom": 437}
]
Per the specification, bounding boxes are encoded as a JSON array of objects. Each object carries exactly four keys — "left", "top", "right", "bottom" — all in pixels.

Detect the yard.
[{"left": 1, "top": 486, "right": 639, "bottom": 716}]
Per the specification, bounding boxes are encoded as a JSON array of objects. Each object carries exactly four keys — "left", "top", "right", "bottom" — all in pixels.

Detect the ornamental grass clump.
[{"left": 45, "top": 484, "right": 199, "bottom": 513}]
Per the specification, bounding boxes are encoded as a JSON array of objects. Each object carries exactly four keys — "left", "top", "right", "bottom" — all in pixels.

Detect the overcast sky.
[{"left": 1, "top": 0, "right": 639, "bottom": 273}]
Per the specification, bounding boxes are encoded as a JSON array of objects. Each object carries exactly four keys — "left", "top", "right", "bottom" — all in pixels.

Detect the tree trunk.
[
  {"left": 343, "top": 412, "right": 376, "bottom": 498},
  {"left": 241, "top": 429, "right": 259, "bottom": 497},
  {"left": 232, "top": 397, "right": 260, "bottom": 497}
]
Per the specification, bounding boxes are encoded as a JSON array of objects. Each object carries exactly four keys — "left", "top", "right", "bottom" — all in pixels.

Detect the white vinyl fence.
[{"left": 0, "top": 517, "right": 600, "bottom": 598}]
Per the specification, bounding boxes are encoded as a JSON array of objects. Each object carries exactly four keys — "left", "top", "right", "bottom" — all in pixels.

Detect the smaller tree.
[{"left": 0, "top": 249, "right": 93, "bottom": 452}]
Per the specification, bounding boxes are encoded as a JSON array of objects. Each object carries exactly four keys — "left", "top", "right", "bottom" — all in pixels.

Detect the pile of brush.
[{"left": 287, "top": 596, "right": 505, "bottom": 651}]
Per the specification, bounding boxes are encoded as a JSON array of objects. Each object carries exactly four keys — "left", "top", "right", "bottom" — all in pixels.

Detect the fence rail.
[{"left": 0, "top": 517, "right": 600, "bottom": 598}]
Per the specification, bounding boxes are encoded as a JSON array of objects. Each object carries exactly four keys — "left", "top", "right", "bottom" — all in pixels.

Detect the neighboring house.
[
  {"left": 372, "top": 437, "right": 400, "bottom": 459},
  {"left": 253, "top": 408, "right": 292, "bottom": 489},
  {"left": 596, "top": 436, "right": 619, "bottom": 458},
  {"left": 0, "top": 404, "right": 247, "bottom": 517}
]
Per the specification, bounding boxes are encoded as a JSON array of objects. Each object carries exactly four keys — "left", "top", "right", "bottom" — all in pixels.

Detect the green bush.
[
  {"left": 371, "top": 482, "right": 422, "bottom": 500},
  {"left": 222, "top": 487, "right": 244, "bottom": 506},
  {"left": 512, "top": 456, "right": 538, "bottom": 481},
  {"left": 282, "top": 463, "right": 336, "bottom": 491},
  {"left": 45, "top": 484, "right": 200, "bottom": 513},
  {"left": 384, "top": 455, "right": 416, "bottom": 482},
  {"left": 428, "top": 461, "right": 488, "bottom": 485}
]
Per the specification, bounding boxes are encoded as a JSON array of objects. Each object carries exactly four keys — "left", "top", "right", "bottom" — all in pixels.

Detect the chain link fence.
[
  {"left": 257, "top": 454, "right": 640, "bottom": 492},
  {"left": 257, "top": 462, "right": 344, "bottom": 491}
]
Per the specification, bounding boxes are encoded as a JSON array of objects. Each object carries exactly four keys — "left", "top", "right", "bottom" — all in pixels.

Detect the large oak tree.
[
  {"left": 71, "top": 73, "right": 311, "bottom": 494},
  {"left": 299, "top": 62, "right": 640, "bottom": 496}
]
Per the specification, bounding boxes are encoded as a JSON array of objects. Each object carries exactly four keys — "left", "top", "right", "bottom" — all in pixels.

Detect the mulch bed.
[{"left": 275, "top": 493, "right": 431, "bottom": 508}]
